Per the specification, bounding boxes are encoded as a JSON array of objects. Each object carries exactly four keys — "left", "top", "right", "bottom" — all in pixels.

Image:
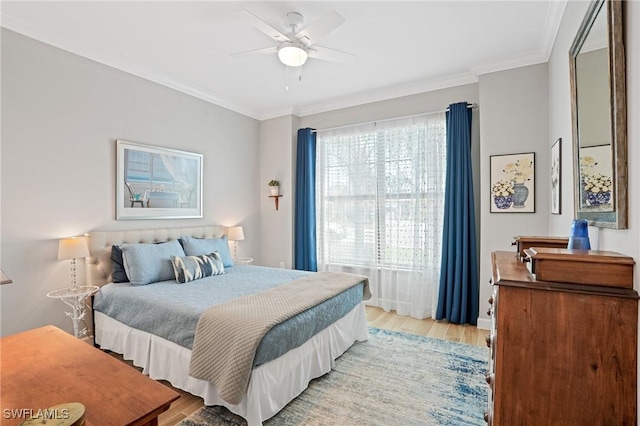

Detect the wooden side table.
[{"left": 1, "top": 325, "right": 179, "bottom": 426}]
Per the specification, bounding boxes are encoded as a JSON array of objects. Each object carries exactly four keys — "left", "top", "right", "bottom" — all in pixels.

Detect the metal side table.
[{"left": 47, "top": 285, "right": 99, "bottom": 338}]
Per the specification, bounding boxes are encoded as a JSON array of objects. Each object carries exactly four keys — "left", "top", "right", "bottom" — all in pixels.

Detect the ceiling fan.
[{"left": 233, "top": 9, "right": 356, "bottom": 67}]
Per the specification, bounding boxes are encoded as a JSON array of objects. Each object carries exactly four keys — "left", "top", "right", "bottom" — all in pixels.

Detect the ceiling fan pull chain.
[
  {"left": 285, "top": 64, "right": 290, "bottom": 91},
  {"left": 299, "top": 66, "right": 303, "bottom": 82}
]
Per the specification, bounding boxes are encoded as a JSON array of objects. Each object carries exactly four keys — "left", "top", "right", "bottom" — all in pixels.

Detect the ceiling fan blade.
[
  {"left": 230, "top": 46, "right": 279, "bottom": 57},
  {"left": 307, "top": 45, "right": 356, "bottom": 64},
  {"left": 295, "top": 11, "right": 345, "bottom": 47},
  {"left": 237, "top": 9, "right": 292, "bottom": 43}
]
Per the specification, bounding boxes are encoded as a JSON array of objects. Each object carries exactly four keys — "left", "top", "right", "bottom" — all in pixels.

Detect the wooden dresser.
[{"left": 486, "top": 250, "right": 638, "bottom": 425}]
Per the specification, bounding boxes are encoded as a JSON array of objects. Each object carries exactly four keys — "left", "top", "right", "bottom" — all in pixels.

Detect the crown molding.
[
  {"left": 257, "top": 106, "right": 296, "bottom": 121},
  {"left": 1, "top": 13, "right": 262, "bottom": 120},
  {"left": 292, "top": 72, "right": 478, "bottom": 118},
  {"left": 539, "top": 0, "right": 569, "bottom": 60},
  {"left": 471, "top": 49, "right": 549, "bottom": 77}
]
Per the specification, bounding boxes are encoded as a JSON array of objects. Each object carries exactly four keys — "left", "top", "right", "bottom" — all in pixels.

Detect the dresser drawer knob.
[
  {"left": 487, "top": 308, "right": 492, "bottom": 317},
  {"left": 488, "top": 295, "right": 494, "bottom": 305},
  {"left": 485, "top": 334, "right": 492, "bottom": 348}
]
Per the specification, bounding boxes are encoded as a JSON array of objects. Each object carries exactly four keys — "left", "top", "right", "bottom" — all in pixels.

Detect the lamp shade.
[
  {"left": 278, "top": 45, "right": 308, "bottom": 67},
  {"left": 227, "top": 226, "right": 245, "bottom": 242},
  {"left": 58, "top": 236, "right": 90, "bottom": 260}
]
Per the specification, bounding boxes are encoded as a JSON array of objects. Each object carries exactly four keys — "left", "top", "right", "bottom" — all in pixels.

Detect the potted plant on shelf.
[{"left": 268, "top": 180, "right": 280, "bottom": 196}]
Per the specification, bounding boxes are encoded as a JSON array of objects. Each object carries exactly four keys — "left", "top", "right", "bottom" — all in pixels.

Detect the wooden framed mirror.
[{"left": 569, "top": 0, "right": 627, "bottom": 228}]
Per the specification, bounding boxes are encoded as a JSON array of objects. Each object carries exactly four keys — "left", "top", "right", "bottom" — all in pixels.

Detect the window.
[
  {"left": 316, "top": 112, "right": 446, "bottom": 318},
  {"left": 125, "top": 150, "right": 180, "bottom": 191}
]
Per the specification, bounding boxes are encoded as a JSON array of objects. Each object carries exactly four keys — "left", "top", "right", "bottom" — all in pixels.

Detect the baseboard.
[{"left": 476, "top": 318, "right": 491, "bottom": 331}]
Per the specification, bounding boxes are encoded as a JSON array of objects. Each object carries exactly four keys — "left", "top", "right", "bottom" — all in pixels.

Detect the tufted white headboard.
[{"left": 85, "top": 225, "right": 225, "bottom": 287}]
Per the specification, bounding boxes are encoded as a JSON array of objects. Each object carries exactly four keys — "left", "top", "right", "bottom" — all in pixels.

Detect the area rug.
[{"left": 178, "top": 327, "right": 488, "bottom": 426}]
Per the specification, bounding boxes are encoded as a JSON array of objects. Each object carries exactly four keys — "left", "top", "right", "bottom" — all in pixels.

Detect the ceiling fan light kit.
[
  {"left": 235, "top": 9, "right": 355, "bottom": 73},
  {"left": 278, "top": 45, "right": 308, "bottom": 67}
]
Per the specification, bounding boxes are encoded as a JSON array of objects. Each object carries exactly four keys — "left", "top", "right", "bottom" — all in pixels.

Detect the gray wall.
[
  {"left": 259, "top": 115, "right": 296, "bottom": 268},
  {"left": 477, "top": 63, "right": 550, "bottom": 327},
  {"left": 0, "top": 29, "right": 261, "bottom": 336}
]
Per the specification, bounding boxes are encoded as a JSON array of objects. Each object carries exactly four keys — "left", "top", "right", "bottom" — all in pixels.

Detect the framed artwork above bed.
[{"left": 116, "top": 140, "right": 203, "bottom": 220}]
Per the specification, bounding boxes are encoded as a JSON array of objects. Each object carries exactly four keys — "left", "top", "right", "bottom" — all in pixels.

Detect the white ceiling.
[{"left": 1, "top": 1, "right": 567, "bottom": 120}]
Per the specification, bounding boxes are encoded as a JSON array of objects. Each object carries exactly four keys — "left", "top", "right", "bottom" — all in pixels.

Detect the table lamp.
[
  {"left": 58, "top": 236, "right": 90, "bottom": 291},
  {"left": 227, "top": 226, "right": 245, "bottom": 262}
]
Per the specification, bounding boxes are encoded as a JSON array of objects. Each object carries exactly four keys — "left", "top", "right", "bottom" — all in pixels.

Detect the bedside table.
[
  {"left": 236, "top": 257, "right": 254, "bottom": 264},
  {"left": 47, "top": 285, "right": 99, "bottom": 338}
]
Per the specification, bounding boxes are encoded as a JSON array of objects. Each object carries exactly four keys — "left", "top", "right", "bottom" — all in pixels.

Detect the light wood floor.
[{"left": 147, "top": 306, "right": 487, "bottom": 425}]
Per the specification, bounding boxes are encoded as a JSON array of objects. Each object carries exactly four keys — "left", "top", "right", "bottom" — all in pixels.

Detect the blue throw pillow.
[
  {"left": 179, "top": 236, "right": 234, "bottom": 267},
  {"left": 110, "top": 245, "right": 129, "bottom": 283},
  {"left": 121, "top": 239, "right": 186, "bottom": 286},
  {"left": 171, "top": 252, "right": 224, "bottom": 284}
]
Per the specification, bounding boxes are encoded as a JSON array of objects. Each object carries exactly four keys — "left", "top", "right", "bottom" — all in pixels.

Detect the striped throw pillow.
[{"left": 171, "top": 252, "right": 224, "bottom": 284}]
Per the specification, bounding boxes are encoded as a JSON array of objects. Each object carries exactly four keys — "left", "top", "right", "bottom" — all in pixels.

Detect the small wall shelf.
[{"left": 269, "top": 195, "right": 283, "bottom": 211}]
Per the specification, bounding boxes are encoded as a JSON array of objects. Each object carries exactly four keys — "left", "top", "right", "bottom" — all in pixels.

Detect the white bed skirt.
[{"left": 94, "top": 303, "right": 368, "bottom": 425}]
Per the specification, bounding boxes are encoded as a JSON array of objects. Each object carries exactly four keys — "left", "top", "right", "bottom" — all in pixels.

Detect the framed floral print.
[
  {"left": 551, "top": 139, "right": 561, "bottom": 214},
  {"left": 490, "top": 152, "right": 535, "bottom": 213}
]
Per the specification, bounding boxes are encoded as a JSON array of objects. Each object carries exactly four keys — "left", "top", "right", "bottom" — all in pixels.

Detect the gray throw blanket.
[{"left": 188, "top": 271, "right": 371, "bottom": 404}]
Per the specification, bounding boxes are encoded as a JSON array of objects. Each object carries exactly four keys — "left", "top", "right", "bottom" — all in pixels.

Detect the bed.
[{"left": 86, "top": 225, "right": 370, "bottom": 425}]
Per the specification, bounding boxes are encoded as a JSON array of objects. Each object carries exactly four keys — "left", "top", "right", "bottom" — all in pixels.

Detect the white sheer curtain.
[
  {"left": 160, "top": 154, "right": 196, "bottom": 188},
  {"left": 316, "top": 113, "right": 446, "bottom": 319}
]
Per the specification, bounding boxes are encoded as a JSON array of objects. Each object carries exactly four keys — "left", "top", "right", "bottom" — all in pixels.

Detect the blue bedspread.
[{"left": 93, "top": 265, "right": 364, "bottom": 367}]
